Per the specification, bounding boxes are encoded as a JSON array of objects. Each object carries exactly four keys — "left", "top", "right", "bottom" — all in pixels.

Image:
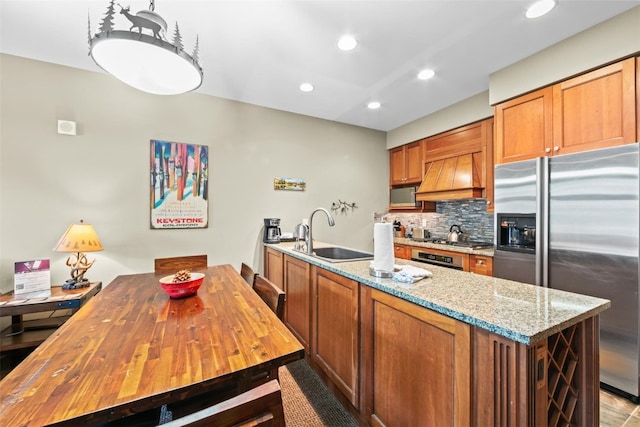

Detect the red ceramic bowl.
[{"left": 159, "top": 273, "right": 205, "bottom": 299}]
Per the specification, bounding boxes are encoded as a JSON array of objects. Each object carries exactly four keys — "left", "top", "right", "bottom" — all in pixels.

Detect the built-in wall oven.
[{"left": 410, "top": 248, "right": 464, "bottom": 270}]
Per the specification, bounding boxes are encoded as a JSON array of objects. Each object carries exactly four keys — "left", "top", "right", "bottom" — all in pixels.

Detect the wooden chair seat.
[
  {"left": 240, "top": 263, "right": 258, "bottom": 287},
  {"left": 161, "top": 379, "right": 284, "bottom": 427},
  {"left": 154, "top": 255, "right": 208, "bottom": 274}
]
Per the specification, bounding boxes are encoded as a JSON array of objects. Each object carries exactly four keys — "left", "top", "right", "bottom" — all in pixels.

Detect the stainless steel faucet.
[{"left": 307, "top": 207, "right": 335, "bottom": 255}]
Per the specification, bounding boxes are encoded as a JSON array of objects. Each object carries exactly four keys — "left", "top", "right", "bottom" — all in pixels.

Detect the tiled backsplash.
[{"left": 381, "top": 199, "right": 495, "bottom": 243}]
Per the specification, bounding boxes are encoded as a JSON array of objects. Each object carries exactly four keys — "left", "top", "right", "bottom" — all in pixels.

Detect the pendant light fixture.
[{"left": 88, "top": 0, "right": 203, "bottom": 95}]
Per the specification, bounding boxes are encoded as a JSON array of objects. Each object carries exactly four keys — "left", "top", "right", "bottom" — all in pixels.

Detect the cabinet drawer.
[
  {"left": 470, "top": 255, "right": 493, "bottom": 276},
  {"left": 393, "top": 244, "right": 411, "bottom": 260}
]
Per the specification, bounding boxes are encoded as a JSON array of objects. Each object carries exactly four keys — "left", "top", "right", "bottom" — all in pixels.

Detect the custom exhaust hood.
[{"left": 415, "top": 153, "right": 484, "bottom": 201}]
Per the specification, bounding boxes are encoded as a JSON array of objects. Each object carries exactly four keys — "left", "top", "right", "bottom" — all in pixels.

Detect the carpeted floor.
[{"left": 279, "top": 359, "right": 359, "bottom": 427}]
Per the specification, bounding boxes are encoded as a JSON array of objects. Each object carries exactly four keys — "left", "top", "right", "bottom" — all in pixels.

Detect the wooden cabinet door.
[
  {"left": 495, "top": 87, "right": 553, "bottom": 164},
  {"left": 404, "top": 141, "right": 423, "bottom": 183},
  {"left": 361, "top": 287, "right": 472, "bottom": 427},
  {"left": 469, "top": 255, "right": 493, "bottom": 276},
  {"left": 552, "top": 57, "right": 637, "bottom": 155},
  {"left": 311, "top": 267, "right": 359, "bottom": 406},
  {"left": 389, "top": 141, "right": 422, "bottom": 185},
  {"left": 264, "top": 247, "right": 284, "bottom": 290},
  {"left": 393, "top": 244, "right": 410, "bottom": 260},
  {"left": 389, "top": 146, "right": 406, "bottom": 186},
  {"left": 283, "top": 255, "right": 311, "bottom": 352}
]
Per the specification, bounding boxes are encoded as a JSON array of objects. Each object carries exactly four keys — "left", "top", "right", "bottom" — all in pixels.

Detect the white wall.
[
  {"left": 387, "top": 5, "right": 640, "bottom": 149},
  {"left": 386, "top": 91, "right": 493, "bottom": 149},
  {"left": 490, "top": 5, "right": 640, "bottom": 105},
  {"left": 0, "top": 54, "right": 388, "bottom": 292}
]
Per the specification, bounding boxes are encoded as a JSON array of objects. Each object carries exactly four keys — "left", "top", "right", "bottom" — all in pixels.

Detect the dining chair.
[
  {"left": 240, "top": 262, "right": 258, "bottom": 287},
  {"left": 253, "top": 275, "right": 285, "bottom": 320},
  {"left": 154, "top": 255, "right": 208, "bottom": 274},
  {"left": 161, "top": 379, "right": 285, "bottom": 427},
  {"left": 248, "top": 275, "right": 286, "bottom": 387}
]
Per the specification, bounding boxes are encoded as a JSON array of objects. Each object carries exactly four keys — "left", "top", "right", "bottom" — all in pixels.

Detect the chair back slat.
[
  {"left": 240, "top": 263, "right": 258, "bottom": 287},
  {"left": 162, "top": 379, "right": 284, "bottom": 427},
  {"left": 154, "top": 255, "right": 208, "bottom": 274},
  {"left": 253, "top": 276, "right": 285, "bottom": 320}
]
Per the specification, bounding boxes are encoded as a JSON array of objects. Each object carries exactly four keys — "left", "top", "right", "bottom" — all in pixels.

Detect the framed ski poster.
[{"left": 150, "top": 140, "right": 209, "bottom": 229}]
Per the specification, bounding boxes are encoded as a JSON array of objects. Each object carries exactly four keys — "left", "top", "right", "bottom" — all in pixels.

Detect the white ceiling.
[{"left": 1, "top": 0, "right": 638, "bottom": 131}]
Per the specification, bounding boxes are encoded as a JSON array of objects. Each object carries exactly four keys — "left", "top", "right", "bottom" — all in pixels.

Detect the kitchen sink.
[{"left": 309, "top": 247, "right": 374, "bottom": 263}]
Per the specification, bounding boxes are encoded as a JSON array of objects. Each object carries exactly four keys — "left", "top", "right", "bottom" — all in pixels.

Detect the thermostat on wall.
[{"left": 57, "top": 120, "right": 77, "bottom": 136}]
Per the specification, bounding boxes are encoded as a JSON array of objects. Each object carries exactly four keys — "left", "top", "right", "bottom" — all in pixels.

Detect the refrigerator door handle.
[{"left": 537, "top": 157, "right": 549, "bottom": 287}]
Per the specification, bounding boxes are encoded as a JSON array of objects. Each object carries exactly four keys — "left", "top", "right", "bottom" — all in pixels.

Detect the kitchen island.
[{"left": 264, "top": 241, "right": 610, "bottom": 427}]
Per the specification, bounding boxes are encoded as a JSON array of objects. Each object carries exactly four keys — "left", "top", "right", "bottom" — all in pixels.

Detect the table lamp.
[{"left": 53, "top": 220, "right": 104, "bottom": 289}]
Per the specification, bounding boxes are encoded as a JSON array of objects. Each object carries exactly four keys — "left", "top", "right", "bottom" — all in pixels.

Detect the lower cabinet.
[
  {"left": 361, "top": 286, "right": 472, "bottom": 426},
  {"left": 469, "top": 254, "right": 493, "bottom": 276},
  {"left": 264, "top": 247, "right": 284, "bottom": 290},
  {"left": 283, "top": 255, "right": 311, "bottom": 353},
  {"left": 311, "top": 266, "right": 360, "bottom": 407},
  {"left": 393, "top": 244, "right": 411, "bottom": 260}
]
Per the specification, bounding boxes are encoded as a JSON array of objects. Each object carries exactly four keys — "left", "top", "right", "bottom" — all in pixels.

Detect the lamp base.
[{"left": 62, "top": 277, "right": 90, "bottom": 290}]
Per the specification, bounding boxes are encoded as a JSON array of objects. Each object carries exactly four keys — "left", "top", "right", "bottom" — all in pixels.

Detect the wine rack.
[{"left": 547, "top": 323, "right": 580, "bottom": 426}]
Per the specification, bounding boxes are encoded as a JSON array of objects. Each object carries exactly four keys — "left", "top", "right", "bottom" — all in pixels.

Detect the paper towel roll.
[{"left": 373, "top": 222, "right": 394, "bottom": 272}]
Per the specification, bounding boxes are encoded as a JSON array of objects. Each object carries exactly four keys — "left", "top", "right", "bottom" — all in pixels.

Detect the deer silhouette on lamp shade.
[{"left": 117, "top": 3, "right": 163, "bottom": 39}]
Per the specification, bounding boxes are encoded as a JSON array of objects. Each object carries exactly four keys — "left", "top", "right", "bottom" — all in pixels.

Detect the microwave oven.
[{"left": 390, "top": 186, "right": 420, "bottom": 208}]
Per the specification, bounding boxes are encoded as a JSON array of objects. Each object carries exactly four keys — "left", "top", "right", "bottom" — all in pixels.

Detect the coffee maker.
[{"left": 263, "top": 218, "right": 281, "bottom": 243}]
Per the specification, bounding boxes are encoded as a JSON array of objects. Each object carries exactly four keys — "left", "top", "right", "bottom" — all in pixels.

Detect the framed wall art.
[
  {"left": 274, "top": 177, "right": 306, "bottom": 191},
  {"left": 150, "top": 140, "right": 209, "bottom": 229}
]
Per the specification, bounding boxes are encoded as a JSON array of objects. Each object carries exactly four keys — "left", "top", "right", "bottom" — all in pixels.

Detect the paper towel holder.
[{"left": 369, "top": 267, "right": 394, "bottom": 278}]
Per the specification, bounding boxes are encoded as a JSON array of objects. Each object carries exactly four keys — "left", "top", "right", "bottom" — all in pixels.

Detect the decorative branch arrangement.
[{"left": 331, "top": 200, "right": 358, "bottom": 214}]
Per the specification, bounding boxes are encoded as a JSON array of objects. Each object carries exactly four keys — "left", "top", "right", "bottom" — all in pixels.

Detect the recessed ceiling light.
[
  {"left": 526, "top": 0, "right": 556, "bottom": 19},
  {"left": 299, "top": 83, "right": 314, "bottom": 92},
  {"left": 337, "top": 35, "right": 358, "bottom": 51},
  {"left": 367, "top": 101, "right": 381, "bottom": 110},
  {"left": 418, "top": 69, "right": 436, "bottom": 80}
]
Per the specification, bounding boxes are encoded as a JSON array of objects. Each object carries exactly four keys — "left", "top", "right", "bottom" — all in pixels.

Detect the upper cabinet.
[
  {"left": 553, "top": 58, "right": 637, "bottom": 155},
  {"left": 389, "top": 141, "right": 423, "bottom": 186},
  {"left": 495, "top": 57, "right": 637, "bottom": 164},
  {"left": 494, "top": 87, "right": 553, "bottom": 164}
]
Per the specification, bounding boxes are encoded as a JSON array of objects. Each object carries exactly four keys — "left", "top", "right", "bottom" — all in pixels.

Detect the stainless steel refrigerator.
[{"left": 493, "top": 143, "right": 639, "bottom": 402}]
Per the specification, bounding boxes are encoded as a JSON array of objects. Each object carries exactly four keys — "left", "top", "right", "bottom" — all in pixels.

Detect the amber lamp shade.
[{"left": 53, "top": 220, "right": 104, "bottom": 289}]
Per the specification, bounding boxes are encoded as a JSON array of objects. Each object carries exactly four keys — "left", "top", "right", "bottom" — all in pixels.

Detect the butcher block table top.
[{"left": 0, "top": 264, "right": 304, "bottom": 426}]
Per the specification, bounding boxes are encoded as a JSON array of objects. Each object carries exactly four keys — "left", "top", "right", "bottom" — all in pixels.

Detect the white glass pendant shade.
[{"left": 91, "top": 31, "right": 203, "bottom": 95}]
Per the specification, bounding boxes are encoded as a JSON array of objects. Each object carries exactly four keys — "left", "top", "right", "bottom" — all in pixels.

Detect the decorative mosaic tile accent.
[{"left": 383, "top": 198, "right": 494, "bottom": 243}]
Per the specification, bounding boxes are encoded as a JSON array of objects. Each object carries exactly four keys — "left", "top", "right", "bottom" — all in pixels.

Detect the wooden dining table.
[{"left": 0, "top": 264, "right": 304, "bottom": 426}]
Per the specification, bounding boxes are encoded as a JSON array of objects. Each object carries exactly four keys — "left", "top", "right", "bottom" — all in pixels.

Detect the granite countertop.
[
  {"left": 393, "top": 237, "right": 495, "bottom": 257},
  {"left": 265, "top": 241, "right": 610, "bottom": 345}
]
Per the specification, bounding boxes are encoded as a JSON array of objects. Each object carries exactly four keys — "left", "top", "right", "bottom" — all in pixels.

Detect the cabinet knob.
[
  {"left": 553, "top": 146, "right": 560, "bottom": 152},
  {"left": 487, "top": 200, "right": 491, "bottom": 205},
  {"left": 476, "top": 259, "right": 485, "bottom": 265},
  {"left": 545, "top": 148, "right": 551, "bottom": 153}
]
